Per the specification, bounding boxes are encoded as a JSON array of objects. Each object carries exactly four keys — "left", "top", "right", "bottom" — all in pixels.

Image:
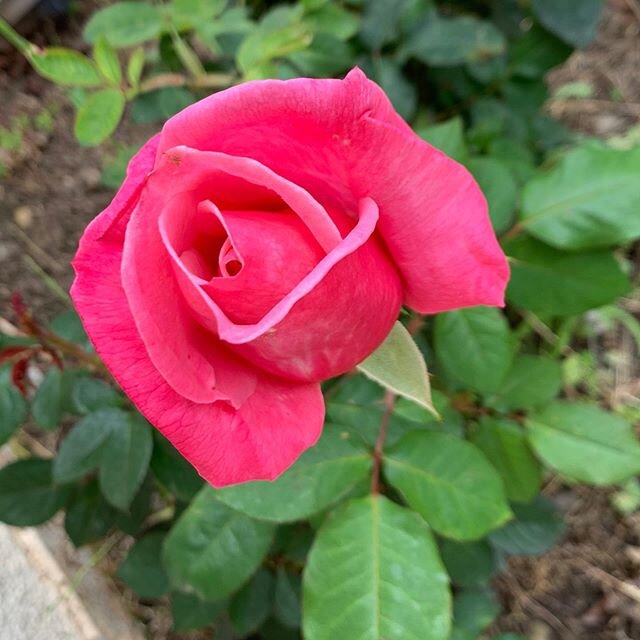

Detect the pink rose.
[{"left": 71, "top": 69, "right": 508, "bottom": 487}]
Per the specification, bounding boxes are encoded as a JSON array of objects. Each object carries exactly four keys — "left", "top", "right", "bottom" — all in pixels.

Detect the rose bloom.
[{"left": 72, "top": 69, "right": 508, "bottom": 487}]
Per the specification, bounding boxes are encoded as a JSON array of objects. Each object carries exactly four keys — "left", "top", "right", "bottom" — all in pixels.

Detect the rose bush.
[{"left": 71, "top": 68, "right": 508, "bottom": 487}]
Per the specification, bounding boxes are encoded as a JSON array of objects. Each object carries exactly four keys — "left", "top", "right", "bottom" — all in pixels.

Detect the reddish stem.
[
  {"left": 370, "top": 390, "right": 397, "bottom": 495},
  {"left": 369, "top": 312, "right": 424, "bottom": 494}
]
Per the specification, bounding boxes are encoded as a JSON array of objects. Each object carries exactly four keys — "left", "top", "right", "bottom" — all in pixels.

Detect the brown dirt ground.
[{"left": 1, "top": 2, "right": 640, "bottom": 640}]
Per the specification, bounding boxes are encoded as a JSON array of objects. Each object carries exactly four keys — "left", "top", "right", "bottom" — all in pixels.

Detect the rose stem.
[
  {"left": 370, "top": 389, "right": 397, "bottom": 495},
  {"left": 370, "top": 311, "right": 424, "bottom": 495}
]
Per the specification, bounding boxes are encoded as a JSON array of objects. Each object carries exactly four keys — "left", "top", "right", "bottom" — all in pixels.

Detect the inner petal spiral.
[
  {"left": 204, "top": 208, "right": 326, "bottom": 325},
  {"left": 218, "top": 238, "right": 243, "bottom": 278}
]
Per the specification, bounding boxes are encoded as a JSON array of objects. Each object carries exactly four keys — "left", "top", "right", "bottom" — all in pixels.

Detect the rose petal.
[
  {"left": 157, "top": 68, "right": 509, "bottom": 313},
  {"left": 201, "top": 209, "right": 326, "bottom": 325},
  {"left": 151, "top": 172, "right": 401, "bottom": 380},
  {"left": 230, "top": 198, "right": 403, "bottom": 381},
  {"left": 71, "top": 138, "right": 324, "bottom": 486},
  {"left": 156, "top": 145, "right": 341, "bottom": 252}
]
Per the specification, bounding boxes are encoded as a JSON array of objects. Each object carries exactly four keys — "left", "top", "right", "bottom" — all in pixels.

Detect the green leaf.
[
  {"left": 195, "top": 6, "right": 253, "bottom": 52},
  {"left": 466, "top": 157, "right": 517, "bottom": 234},
  {"left": 325, "top": 401, "right": 421, "bottom": 449},
  {"left": 439, "top": 539, "right": 496, "bottom": 588},
  {"left": 64, "top": 480, "right": 116, "bottom": 546},
  {"left": 163, "top": 489, "right": 275, "bottom": 601},
  {"left": 488, "top": 138, "right": 535, "bottom": 184},
  {"left": 448, "top": 629, "right": 475, "bottom": 640},
  {"left": 526, "top": 401, "right": 640, "bottom": 484},
  {"left": 83, "top": 2, "right": 164, "bottom": 48},
  {"left": 114, "top": 477, "right": 152, "bottom": 536},
  {"left": 126, "top": 47, "right": 145, "bottom": 89},
  {"left": 53, "top": 406, "right": 148, "bottom": 503},
  {"left": 71, "top": 377, "right": 123, "bottom": 415},
  {"left": 372, "top": 58, "right": 417, "bottom": 122},
  {"left": 31, "top": 369, "right": 64, "bottom": 431},
  {"left": 403, "top": 15, "right": 506, "bottom": 66},
  {"left": 612, "top": 478, "right": 640, "bottom": 515},
  {"left": 302, "top": 0, "right": 328, "bottom": 10},
  {"left": 67, "top": 87, "right": 88, "bottom": 109},
  {"left": 50, "top": 310, "right": 90, "bottom": 348},
  {"left": 303, "top": 495, "right": 451, "bottom": 640},
  {"left": 171, "top": 591, "right": 225, "bottom": 632},
  {"left": 327, "top": 384, "right": 465, "bottom": 446},
  {"left": 554, "top": 80, "right": 594, "bottom": 99},
  {"left": 74, "top": 89, "right": 125, "bottom": 146},
  {"left": 531, "top": 0, "right": 604, "bottom": 47},
  {"left": 130, "top": 87, "right": 196, "bottom": 124},
  {"left": 117, "top": 532, "right": 171, "bottom": 599},
  {"left": 505, "top": 235, "right": 631, "bottom": 316},
  {"left": 53, "top": 408, "right": 125, "bottom": 484},
  {"left": 98, "top": 413, "right": 152, "bottom": 510},
  {"left": 274, "top": 569, "right": 301, "bottom": 629},
  {"left": 384, "top": 432, "right": 511, "bottom": 540},
  {"left": 453, "top": 588, "right": 500, "bottom": 636},
  {"left": 229, "top": 568, "right": 275, "bottom": 637},
  {"left": 0, "top": 384, "right": 26, "bottom": 445},
  {"left": 532, "top": 114, "right": 572, "bottom": 151},
  {"left": 503, "top": 78, "right": 548, "bottom": 119},
  {"left": 466, "top": 55, "right": 507, "bottom": 85},
  {"left": 0, "top": 459, "right": 69, "bottom": 526},
  {"left": 489, "top": 496, "right": 564, "bottom": 556},
  {"left": 486, "top": 355, "right": 563, "bottom": 412},
  {"left": 520, "top": 146, "right": 640, "bottom": 250},
  {"left": 237, "top": 9, "right": 312, "bottom": 74},
  {"left": 31, "top": 368, "right": 86, "bottom": 424},
  {"left": 150, "top": 431, "right": 203, "bottom": 502},
  {"left": 417, "top": 117, "right": 467, "bottom": 163},
  {"left": 93, "top": 36, "right": 122, "bottom": 86},
  {"left": 169, "top": 0, "right": 227, "bottom": 28},
  {"left": 509, "top": 26, "right": 572, "bottom": 79},
  {"left": 287, "top": 33, "right": 353, "bottom": 76},
  {"left": 468, "top": 97, "right": 528, "bottom": 149},
  {"left": 434, "top": 307, "right": 514, "bottom": 395},
  {"left": 170, "top": 29, "right": 205, "bottom": 77},
  {"left": 358, "top": 321, "right": 436, "bottom": 415},
  {"left": 30, "top": 48, "right": 102, "bottom": 87},
  {"left": 327, "top": 374, "right": 384, "bottom": 405},
  {"left": 303, "top": 3, "right": 359, "bottom": 40},
  {"left": 470, "top": 418, "right": 542, "bottom": 504},
  {"left": 216, "top": 426, "right": 370, "bottom": 523},
  {"left": 274, "top": 525, "right": 313, "bottom": 563},
  {"left": 359, "top": 0, "right": 407, "bottom": 50},
  {"left": 394, "top": 391, "right": 465, "bottom": 438}
]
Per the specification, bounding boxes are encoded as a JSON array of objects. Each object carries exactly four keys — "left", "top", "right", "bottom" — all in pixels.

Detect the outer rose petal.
[
  {"left": 158, "top": 68, "right": 509, "bottom": 313},
  {"left": 71, "top": 138, "right": 324, "bottom": 486}
]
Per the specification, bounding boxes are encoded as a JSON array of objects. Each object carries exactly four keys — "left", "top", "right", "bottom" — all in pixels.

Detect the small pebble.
[
  {"left": 0, "top": 242, "right": 13, "bottom": 261},
  {"left": 79, "top": 167, "right": 101, "bottom": 189},
  {"left": 13, "top": 205, "right": 33, "bottom": 229}
]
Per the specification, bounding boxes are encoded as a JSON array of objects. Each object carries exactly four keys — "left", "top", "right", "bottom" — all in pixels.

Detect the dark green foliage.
[
  {"left": 0, "top": 459, "right": 70, "bottom": 526},
  {"left": 117, "top": 531, "right": 171, "bottom": 598}
]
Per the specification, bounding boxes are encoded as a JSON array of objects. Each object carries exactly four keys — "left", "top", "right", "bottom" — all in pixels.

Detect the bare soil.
[
  {"left": 1, "top": 2, "right": 640, "bottom": 639},
  {"left": 492, "top": 487, "right": 640, "bottom": 640}
]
